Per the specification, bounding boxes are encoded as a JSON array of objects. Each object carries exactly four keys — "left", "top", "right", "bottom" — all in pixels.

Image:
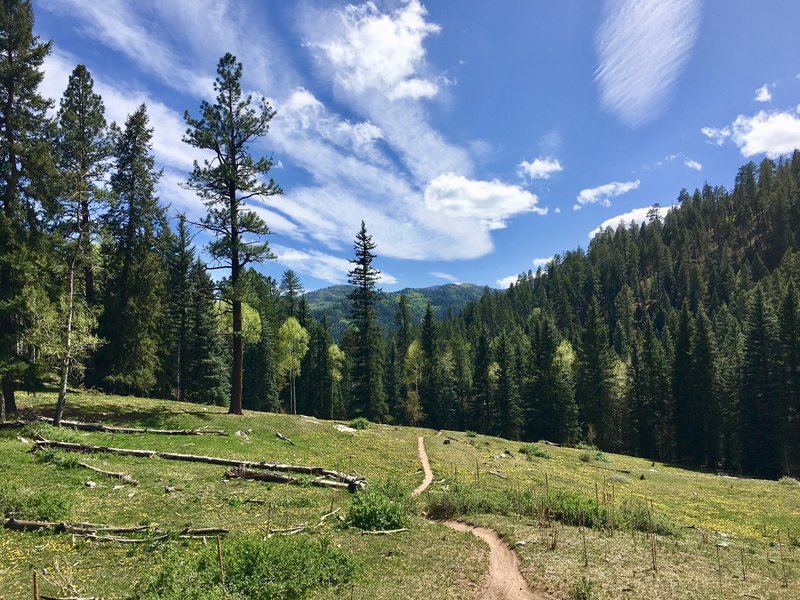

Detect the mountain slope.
[{"left": 305, "top": 283, "right": 487, "bottom": 338}]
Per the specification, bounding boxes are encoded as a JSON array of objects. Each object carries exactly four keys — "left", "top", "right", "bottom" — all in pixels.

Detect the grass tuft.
[
  {"left": 519, "top": 443, "right": 552, "bottom": 459},
  {"left": 134, "top": 535, "right": 354, "bottom": 599},
  {"left": 348, "top": 417, "right": 370, "bottom": 430},
  {"left": 0, "top": 481, "right": 74, "bottom": 521},
  {"left": 346, "top": 478, "right": 412, "bottom": 531}
]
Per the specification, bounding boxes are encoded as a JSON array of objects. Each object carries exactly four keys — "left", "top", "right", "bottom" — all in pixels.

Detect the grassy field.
[{"left": 1, "top": 391, "right": 798, "bottom": 599}]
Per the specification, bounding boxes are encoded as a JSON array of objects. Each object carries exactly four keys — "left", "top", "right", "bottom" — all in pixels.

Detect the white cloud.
[
  {"left": 496, "top": 275, "right": 518, "bottom": 289},
  {"left": 595, "top": 0, "right": 701, "bottom": 127},
  {"left": 589, "top": 205, "right": 671, "bottom": 238},
  {"left": 532, "top": 257, "right": 553, "bottom": 268},
  {"left": 307, "top": 0, "right": 440, "bottom": 101},
  {"left": 430, "top": 272, "right": 459, "bottom": 283},
  {"left": 703, "top": 109, "right": 800, "bottom": 159},
  {"left": 517, "top": 157, "right": 563, "bottom": 180},
  {"left": 424, "top": 173, "right": 547, "bottom": 230},
  {"left": 272, "top": 244, "right": 397, "bottom": 285},
  {"left": 684, "top": 159, "right": 702, "bottom": 171},
  {"left": 574, "top": 179, "right": 640, "bottom": 210},
  {"left": 301, "top": 0, "right": 471, "bottom": 183},
  {"left": 701, "top": 126, "right": 731, "bottom": 146},
  {"left": 730, "top": 110, "right": 800, "bottom": 158},
  {"left": 755, "top": 84, "right": 772, "bottom": 103}
]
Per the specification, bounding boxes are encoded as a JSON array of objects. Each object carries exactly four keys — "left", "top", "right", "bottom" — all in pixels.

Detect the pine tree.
[
  {"left": 469, "top": 326, "right": 493, "bottom": 433},
  {"left": 183, "top": 53, "right": 282, "bottom": 415},
  {"left": 672, "top": 301, "right": 696, "bottom": 463},
  {"left": 575, "top": 298, "right": 615, "bottom": 446},
  {"left": 779, "top": 283, "right": 800, "bottom": 471},
  {"left": 95, "top": 105, "right": 166, "bottom": 396},
  {"left": 494, "top": 329, "right": 522, "bottom": 440},
  {"left": 347, "top": 221, "right": 387, "bottom": 421},
  {"left": 280, "top": 270, "right": 303, "bottom": 319},
  {"left": 185, "top": 260, "right": 228, "bottom": 405},
  {"left": 691, "top": 309, "right": 719, "bottom": 467},
  {"left": 0, "top": 0, "right": 54, "bottom": 415},
  {"left": 740, "top": 289, "right": 784, "bottom": 478}
]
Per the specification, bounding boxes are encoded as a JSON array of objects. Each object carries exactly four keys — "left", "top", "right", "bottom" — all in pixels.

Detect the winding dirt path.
[
  {"left": 413, "top": 437, "right": 548, "bottom": 600},
  {"left": 412, "top": 436, "right": 434, "bottom": 497}
]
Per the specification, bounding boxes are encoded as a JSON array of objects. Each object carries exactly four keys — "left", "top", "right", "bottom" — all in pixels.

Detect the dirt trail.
[
  {"left": 413, "top": 437, "right": 549, "bottom": 600},
  {"left": 412, "top": 436, "right": 434, "bottom": 497}
]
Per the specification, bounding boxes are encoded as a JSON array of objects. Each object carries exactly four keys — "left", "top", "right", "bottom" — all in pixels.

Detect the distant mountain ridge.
[{"left": 304, "top": 283, "right": 487, "bottom": 338}]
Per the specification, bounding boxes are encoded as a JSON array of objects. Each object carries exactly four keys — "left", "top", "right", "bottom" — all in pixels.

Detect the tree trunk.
[
  {"left": 229, "top": 298, "right": 243, "bottom": 414},
  {"left": 2, "top": 375, "right": 15, "bottom": 416},
  {"left": 54, "top": 255, "right": 77, "bottom": 426}
]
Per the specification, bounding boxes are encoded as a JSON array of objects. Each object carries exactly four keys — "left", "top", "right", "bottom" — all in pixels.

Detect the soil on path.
[{"left": 413, "top": 436, "right": 550, "bottom": 600}]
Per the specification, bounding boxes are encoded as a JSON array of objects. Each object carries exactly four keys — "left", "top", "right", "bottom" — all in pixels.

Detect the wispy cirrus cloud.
[
  {"left": 589, "top": 205, "right": 671, "bottom": 238},
  {"left": 430, "top": 272, "right": 459, "bottom": 283},
  {"left": 702, "top": 109, "right": 800, "bottom": 158},
  {"left": 595, "top": 0, "right": 701, "bottom": 127},
  {"left": 517, "top": 157, "right": 563, "bottom": 180},
  {"left": 272, "top": 243, "right": 397, "bottom": 286},
  {"left": 574, "top": 179, "right": 640, "bottom": 210}
]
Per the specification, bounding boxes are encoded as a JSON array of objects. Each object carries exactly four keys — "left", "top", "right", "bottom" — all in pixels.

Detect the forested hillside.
[
  {"left": 305, "top": 283, "right": 486, "bottom": 339},
  {"left": 429, "top": 155, "right": 800, "bottom": 479}
]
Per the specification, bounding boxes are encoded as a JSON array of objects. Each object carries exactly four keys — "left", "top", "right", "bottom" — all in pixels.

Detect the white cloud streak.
[
  {"left": 272, "top": 243, "right": 397, "bottom": 286},
  {"left": 595, "top": 0, "right": 701, "bottom": 127},
  {"left": 532, "top": 256, "right": 554, "bottom": 268},
  {"left": 574, "top": 179, "right": 640, "bottom": 210},
  {"left": 517, "top": 157, "right": 563, "bottom": 180},
  {"left": 430, "top": 272, "right": 459, "bottom": 283},
  {"left": 684, "top": 159, "right": 702, "bottom": 171}
]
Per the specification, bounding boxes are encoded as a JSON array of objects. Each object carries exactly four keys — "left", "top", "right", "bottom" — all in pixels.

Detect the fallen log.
[
  {"left": 0, "top": 420, "right": 26, "bottom": 429},
  {"left": 583, "top": 463, "right": 632, "bottom": 475},
  {"left": 33, "top": 439, "right": 365, "bottom": 488},
  {"left": 38, "top": 416, "right": 228, "bottom": 436},
  {"left": 360, "top": 528, "right": 411, "bottom": 535},
  {"left": 487, "top": 470, "right": 509, "bottom": 480},
  {"left": 275, "top": 431, "right": 295, "bottom": 445},
  {"left": 224, "top": 467, "right": 353, "bottom": 491},
  {"left": 77, "top": 462, "right": 138, "bottom": 486},
  {"left": 3, "top": 518, "right": 150, "bottom": 535},
  {"left": 40, "top": 596, "right": 100, "bottom": 600}
]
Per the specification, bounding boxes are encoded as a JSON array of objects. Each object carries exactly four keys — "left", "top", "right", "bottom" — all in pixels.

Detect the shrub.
[
  {"left": 22, "top": 422, "right": 81, "bottom": 443},
  {"left": 519, "top": 444, "right": 551, "bottom": 459},
  {"left": 34, "top": 448, "right": 81, "bottom": 469},
  {"left": 609, "top": 473, "right": 629, "bottom": 485},
  {"left": 619, "top": 499, "right": 676, "bottom": 536},
  {"left": 424, "top": 482, "right": 512, "bottom": 520},
  {"left": 577, "top": 446, "right": 609, "bottom": 463},
  {"left": 0, "top": 482, "right": 73, "bottom": 521},
  {"left": 465, "top": 430, "right": 477, "bottom": 438},
  {"left": 346, "top": 478, "right": 411, "bottom": 531},
  {"left": 134, "top": 535, "right": 353, "bottom": 599},
  {"left": 348, "top": 417, "right": 369, "bottom": 430},
  {"left": 779, "top": 476, "right": 799, "bottom": 486},
  {"left": 569, "top": 576, "right": 596, "bottom": 600}
]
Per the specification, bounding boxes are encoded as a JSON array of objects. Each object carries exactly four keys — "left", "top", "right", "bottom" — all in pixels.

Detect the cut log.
[
  {"left": 225, "top": 467, "right": 353, "bottom": 490},
  {"left": 0, "top": 420, "right": 26, "bottom": 429},
  {"left": 37, "top": 416, "right": 228, "bottom": 436},
  {"left": 487, "top": 470, "right": 509, "bottom": 480},
  {"left": 34, "top": 439, "right": 365, "bottom": 488},
  {"left": 275, "top": 431, "right": 295, "bottom": 445},
  {"left": 77, "top": 462, "right": 138, "bottom": 486},
  {"left": 360, "top": 528, "right": 411, "bottom": 535},
  {"left": 40, "top": 596, "right": 100, "bottom": 600},
  {"left": 3, "top": 518, "right": 151, "bottom": 535},
  {"left": 583, "top": 463, "right": 632, "bottom": 475}
]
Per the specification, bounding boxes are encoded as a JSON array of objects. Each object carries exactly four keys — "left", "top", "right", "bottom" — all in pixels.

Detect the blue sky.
[{"left": 35, "top": 0, "right": 800, "bottom": 290}]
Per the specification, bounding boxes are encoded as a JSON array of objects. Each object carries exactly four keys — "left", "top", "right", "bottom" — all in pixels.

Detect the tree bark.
[
  {"left": 2, "top": 375, "right": 15, "bottom": 416},
  {"left": 54, "top": 248, "right": 78, "bottom": 426},
  {"left": 230, "top": 299, "right": 243, "bottom": 415}
]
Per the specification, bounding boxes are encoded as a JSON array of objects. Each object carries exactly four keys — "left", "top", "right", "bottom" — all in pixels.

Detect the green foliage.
[
  {"left": 519, "top": 443, "right": 551, "bottom": 459},
  {"left": 0, "top": 481, "right": 73, "bottom": 521},
  {"left": 423, "top": 481, "right": 512, "bottom": 520},
  {"left": 465, "top": 430, "right": 477, "bottom": 437},
  {"left": 345, "top": 478, "right": 410, "bottom": 531},
  {"left": 33, "top": 447, "right": 80, "bottom": 469},
  {"left": 569, "top": 576, "right": 596, "bottom": 600},
  {"left": 22, "top": 422, "right": 80, "bottom": 443},
  {"left": 133, "top": 535, "right": 353, "bottom": 599},
  {"left": 348, "top": 416, "right": 369, "bottom": 430},
  {"left": 778, "top": 476, "right": 799, "bottom": 486}
]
